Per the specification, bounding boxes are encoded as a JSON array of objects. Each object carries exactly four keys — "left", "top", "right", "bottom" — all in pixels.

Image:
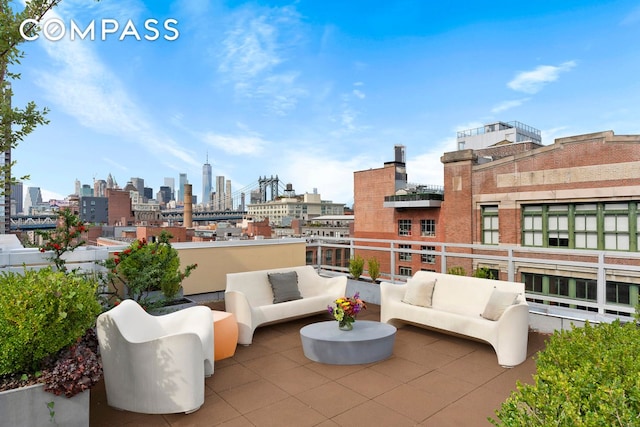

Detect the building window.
[
  {"left": 482, "top": 206, "right": 499, "bottom": 245},
  {"left": 547, "top": 205, "right": 569, "bottom": 247},
  {"left": 522, "top": 272, "right": 598, "bottom": 312},
  {"left": 522, "top": 206, "right": 543, "bottom": 246},
  {"left": 399, "top": 244, "right": 412, "bottom": 261},
  {"left": 522, "top": 202, "right": 638, "bottom": 251},
  {"left": 548, "top": 275, "right": 570, "bottom": 300},
  {"left": 306, "top": 250, "right": 314, "bottom": 264},
  {"left": 575, "top": 278, "right": 597, "bottom": 301},
  {"left": 604, "top": 203, "right": 630, "bottom": 251},
  {"left": 398, "top": 219, "right": 412, "bottom": 236},
  {"left": 606, "top": 281, "right": 632, "bottom": 306},
  {"left": 574, "top": 204, "right": 598, "bottom": 249},
  {"left": 637, "top": 203, "right": 640, "bottom": 250},
  {"left": 324, "top": 250, "right": 333, "bottom": 265},
  {"left": 522, "top": 273, "right": 543, "bottom": 305},
  {"left": 421, "top": 245, "right": 435, "bottom": 264},
  {"left": 606, "top": 281, "right": 638, "bottom": 317},
  {"left": 420, "top": 219, "right": 435, "bottom": 237},
  {"left": 399, "top": 266, "right": 412, "bottom": 277}
]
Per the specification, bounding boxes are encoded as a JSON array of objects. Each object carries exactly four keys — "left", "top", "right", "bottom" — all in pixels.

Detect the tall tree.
[{"left": 0, "top": 0, "right": 60, "bottom": 197}]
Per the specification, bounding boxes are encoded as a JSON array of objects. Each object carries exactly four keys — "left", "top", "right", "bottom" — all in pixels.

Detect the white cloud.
[
  {"left": 279, "top": 150, "right": 373, "bottom": 206},
  {"left": 219, "top": 15, "right": 282, "bottom": 80},
  {"left": 217, "top": 5, "right": 306, "bottom": 115},
  {"left": 491, "top": 98, "right": 530, "bottom": 114},
  {"left": 32, "top": 3, "right": 201, "bottom": 170},
  {"left": 102, "top": 157, "right": 128, "bottom": 171},
  {"left": 507, "top": 61, "right": 576, "bottom": 94},
  {"left": 352, "top": 89, "right": 366, "bottom": 99},
  {"left": 41, "top": 189, "right": 66, "bottom": 201},
  {"left": 406, "top": 136, "right": 455, "bottom": 187},
  {"left": 201, "top": 131, "right": 268, "bottom": 156}
]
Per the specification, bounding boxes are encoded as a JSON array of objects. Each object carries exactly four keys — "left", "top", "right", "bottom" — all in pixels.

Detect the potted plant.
[
  {"left": 349, "top": 255, "right": 365, "bottom": 280},
  {"left": 447, "top": 266, "right": 467, "bottom": 276},
  {"left": 99, "top": 230, "right": 198, "bottom": 311},
  {"left": 0, "top": 267, "right": 102, "bottom": 426},
  {"left": 367, "top": 257, "right": 381, "bottom": 283}
]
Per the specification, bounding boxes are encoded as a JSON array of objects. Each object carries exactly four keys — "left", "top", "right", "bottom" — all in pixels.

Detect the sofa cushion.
[
  {"left": 402, "top": 278, "right": 437, "bottom": 307},
  {"left": 481, "top": 288, "right": 519, "bottom": 321},
  {"left": 268, "top": 271, "right": 303, "bottom": 304}
]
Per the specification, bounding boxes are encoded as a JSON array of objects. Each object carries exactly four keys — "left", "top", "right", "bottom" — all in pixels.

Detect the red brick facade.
[
  {"left": 354, "top": 161, "right": 443, "bottom": 277},
  {"left": 106, "top": 189, "right": 134, "bottom": 226},
  {"left": 354, "top": 131, "right": 640, "bottom": 279}
]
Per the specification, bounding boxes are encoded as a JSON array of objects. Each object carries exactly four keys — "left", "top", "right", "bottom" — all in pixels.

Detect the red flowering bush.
[
  {"left": 100, "top": 231, "right": 197, "bottom": 306},
  {"left": 37, "top": 208, "right": 86, "bottom": 272}
]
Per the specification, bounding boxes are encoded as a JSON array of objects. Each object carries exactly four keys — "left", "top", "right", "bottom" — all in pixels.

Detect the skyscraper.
[
  {"left": 202, "top": 154, "right": 212, "bottom": 207},
  {"left": 10, "top": 181, "right": 23, "bottom": 215},
  {"left": 94, "top": 179, "right": 107, "bottom": 197},
  {"left": 179, "top": 173, "right": 188, "bottom": 203},
  {"left": 215, "top": 176, "right": 225, "bottom": 211},
  {"left": 24, "top": 187, "right": 43, "bottom": 215},
  {"left": 130, "top": 177, "right": 144, "bottom": 196},
  {"left": 164, "top": 177, "right": 175, "bottom": 201},
  {"left": 225, "top": 179, "right": 232, "bottom": 210}
]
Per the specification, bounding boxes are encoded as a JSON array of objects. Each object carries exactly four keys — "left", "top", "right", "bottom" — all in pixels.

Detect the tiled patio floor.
[{"left": 90, "top": 302, "right": 548, "bottom": 426}]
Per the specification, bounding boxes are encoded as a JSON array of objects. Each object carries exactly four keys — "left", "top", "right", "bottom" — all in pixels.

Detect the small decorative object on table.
[{"left": 328, "top": 292, "right": 366, "bottom": 331}]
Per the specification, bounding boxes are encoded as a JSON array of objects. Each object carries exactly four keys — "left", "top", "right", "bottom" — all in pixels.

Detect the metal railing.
[{"left": 307, "top": 236, "right": 640, "bottom": 323}]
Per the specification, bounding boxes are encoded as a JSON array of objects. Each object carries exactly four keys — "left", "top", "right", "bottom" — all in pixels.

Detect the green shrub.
[
  {"left": 99, "top": 230, "right": 197, "bottom": 304},
  {"left": 491, "top": 320, "right": 640, "bottom": 426},
  {"left": 367, "top": 257, "right": 380, "bottom": 282},
  {"left": 473, "top": 267, "right": 496, "bottom": 279},
  {"left": 349, "top": 255, "right": 365, "bottom": 280},
  {"left": 0, "top": 268, "right": 101, "bottom": 374},
  {"left": 447, "top": 266, "right": 466, "bottom": 276}
]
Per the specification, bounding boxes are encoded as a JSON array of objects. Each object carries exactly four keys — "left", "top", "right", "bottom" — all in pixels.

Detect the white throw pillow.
[
  {"left": 481, "top": 288, "right": 519, "bottom": 321},
  {"left": 402, "top": 278, "right": 437, "bottom": 307}
]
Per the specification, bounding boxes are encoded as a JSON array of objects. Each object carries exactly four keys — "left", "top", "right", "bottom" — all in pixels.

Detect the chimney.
[{"left": 184, "top": 183, "right": 193, "bottom": 228}]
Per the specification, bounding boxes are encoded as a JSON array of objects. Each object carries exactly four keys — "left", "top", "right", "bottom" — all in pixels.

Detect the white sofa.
[
  {"left": 96, "top": 299, "right": 214, "bottom": 414},
  {"left": 380, "top": 271, "right": 529, "bottom": 367},
  {"left": 225, "top": 265, "right": 347, "bottom": 345}
]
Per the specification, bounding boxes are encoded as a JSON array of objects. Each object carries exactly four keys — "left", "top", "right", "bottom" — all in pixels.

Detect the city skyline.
[{"left": 10, "top": 1, "right": 640, "bottom": 206}]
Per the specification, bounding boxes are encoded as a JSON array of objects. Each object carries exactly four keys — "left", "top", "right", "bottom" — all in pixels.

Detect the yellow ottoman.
[{"left": 212, "top": 310, "right": 238, "bottom": 361}]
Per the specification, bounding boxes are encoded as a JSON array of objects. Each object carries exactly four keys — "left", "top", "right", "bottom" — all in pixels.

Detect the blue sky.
[{"left": 10, "top": 0, "right": 640, "bottom": 207}]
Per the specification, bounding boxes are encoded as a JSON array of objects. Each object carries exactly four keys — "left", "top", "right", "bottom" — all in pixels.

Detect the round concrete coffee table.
[{"left": 300, "top": 320, "right": 396, "bottom": 365}]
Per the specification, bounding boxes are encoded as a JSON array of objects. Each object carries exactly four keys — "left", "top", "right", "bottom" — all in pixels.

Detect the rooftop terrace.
[{"left": 90, "top": 300, "right": 548, "bottom": 426}]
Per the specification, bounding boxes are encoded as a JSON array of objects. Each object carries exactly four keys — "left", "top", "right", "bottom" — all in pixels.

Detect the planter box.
[
  {"left": 0, "top": 383, "right": 89, "bottom": 427},
  {"left": 149, "top": 297, "right": 199, "bottom": 315}
]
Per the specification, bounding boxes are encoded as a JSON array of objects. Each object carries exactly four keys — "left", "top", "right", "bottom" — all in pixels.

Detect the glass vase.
[{"left": 338, "top": 318, "right": 354, "bottom": 331}]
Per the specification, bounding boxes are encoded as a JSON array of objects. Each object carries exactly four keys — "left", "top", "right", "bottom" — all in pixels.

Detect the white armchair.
[{"left": 96, "top": 299, "right": 214, "bottom": 414}]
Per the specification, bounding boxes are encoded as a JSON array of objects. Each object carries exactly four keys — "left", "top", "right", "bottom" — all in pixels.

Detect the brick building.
[
  {"left": 106, "top": 189, "right": 134, "bottom": 226},
  {"left": 353, "top": 145, "right": 443, "bottom": 277},
  {"left": 135, "top": 226, "right": 188, "bottom": 243},
  {"left": 354, "top": 129, "right": 640, "bottom": 315}
]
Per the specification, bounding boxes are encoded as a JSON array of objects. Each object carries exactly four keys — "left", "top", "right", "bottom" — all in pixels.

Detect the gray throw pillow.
[{"left": 268, "top": 271, "right": 302, "bottom": 304}]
